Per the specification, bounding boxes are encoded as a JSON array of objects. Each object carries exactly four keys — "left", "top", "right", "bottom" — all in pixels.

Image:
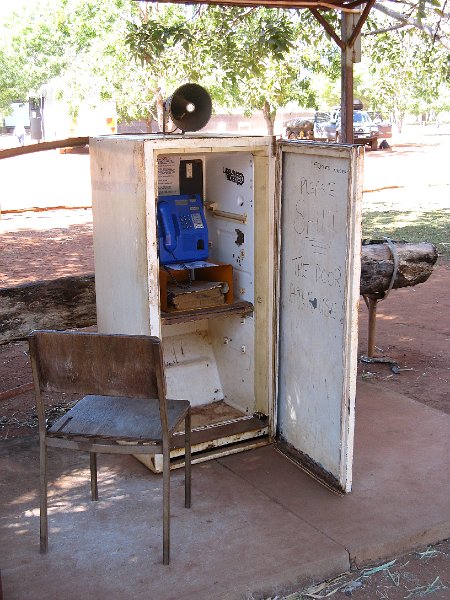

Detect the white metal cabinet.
[{"left": 90, "top": 134, "right": 362, "bottom": 493}]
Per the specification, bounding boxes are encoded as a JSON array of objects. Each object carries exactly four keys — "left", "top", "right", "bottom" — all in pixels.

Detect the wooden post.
[{"left": 340, "top": 12, "right": 354, "bottom": 144}]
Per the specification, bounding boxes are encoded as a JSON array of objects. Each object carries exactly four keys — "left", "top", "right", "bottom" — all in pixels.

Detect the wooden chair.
[{"left": 29, "top": 330, "right": 191, "bottom": 565}]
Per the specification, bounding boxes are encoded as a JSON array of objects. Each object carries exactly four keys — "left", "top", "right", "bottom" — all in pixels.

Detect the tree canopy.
[
  {"left": 359, "top": 3, "right": 450, "bottom": 126},
  {"left": 0, "top": 0, "right": 449, "bottom": 132},
  {"left": 0, "top": 0, "right": 138, "bottom": 117},
  {"left": 125, "top": 6, "right": 336, "bottom": 133}
]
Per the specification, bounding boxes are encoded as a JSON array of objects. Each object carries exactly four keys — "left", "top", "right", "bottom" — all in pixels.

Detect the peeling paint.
[{"left": 235, "top": 228, "right": 245, "bottom": 246}]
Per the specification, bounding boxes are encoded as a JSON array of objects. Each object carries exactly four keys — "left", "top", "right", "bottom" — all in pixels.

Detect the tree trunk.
[
  {"left": 155, "top": 88, "right": 165, "bottom": 131},
  {"left": 360, "top": 241, "right": 438, "bottom": 297},
  {"left": 262, "top": 100, "right": 276, "bottom": 136},
  {"left": 392, "top": 95, "right": 404, "bottom": 134}
]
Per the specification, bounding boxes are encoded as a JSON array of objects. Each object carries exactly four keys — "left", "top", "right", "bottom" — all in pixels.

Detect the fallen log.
[
  {"left": 360, "top": 241, "right": 438, "bottom": 297},
  {"left": 0, "top": 274, "right": 96, "bottom": 345},
  {"left": 0, "top": 241, "right": 438, "bottom": 345},
  {"left": 361, "top": 240, "right": 438, "bottom": 357}
]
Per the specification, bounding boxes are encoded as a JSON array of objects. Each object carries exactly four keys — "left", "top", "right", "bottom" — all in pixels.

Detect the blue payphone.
[{"left": 157, "top": 194, "right": 209, "bottom": 265}]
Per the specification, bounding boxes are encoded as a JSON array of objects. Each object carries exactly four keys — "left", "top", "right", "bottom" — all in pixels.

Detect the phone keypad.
[{"left": 180, "top": 214, "right": 193, "bottom": 230}]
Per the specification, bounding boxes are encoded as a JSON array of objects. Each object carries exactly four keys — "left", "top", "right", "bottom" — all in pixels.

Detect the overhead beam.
[
  {"left": 310, "top": 8, "right": 345, "bottom": 50},
  {"left": 348, "top": 0, "right": 375, "bottom": 47},
  {"left": 139, "top": 0, "right": 372, "bottom": 11}
]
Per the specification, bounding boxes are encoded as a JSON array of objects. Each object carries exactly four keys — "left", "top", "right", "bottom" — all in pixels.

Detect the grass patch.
[{"left": 362, "top": 209, "right": 450, "bottom": 256}]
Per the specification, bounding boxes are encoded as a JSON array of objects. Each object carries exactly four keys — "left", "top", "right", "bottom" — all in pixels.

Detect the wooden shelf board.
[
  {"left": 161, "top": 300, "right": 254, "bottom": 325},
  {"left": 171, "top": 414, "right": 268, "bottom": 450}
]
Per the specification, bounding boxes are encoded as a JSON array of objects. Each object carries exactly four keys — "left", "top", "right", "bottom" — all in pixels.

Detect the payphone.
[{"left": 157, "top": 194, "right": 209, "bottom": 265}]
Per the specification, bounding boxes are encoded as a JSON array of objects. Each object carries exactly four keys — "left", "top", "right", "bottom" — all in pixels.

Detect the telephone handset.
[
  {"left": 157, "top": 194, "right": 209, "bottom": 265},
  {"left": 158, "top": 200, "right": 177, "bottom": 253}
]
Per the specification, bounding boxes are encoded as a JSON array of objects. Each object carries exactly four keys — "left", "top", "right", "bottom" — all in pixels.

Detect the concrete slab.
[
  {"left": 0, "top": 438, "right": 348, "bottom": 600},
  {"left": 221, "top": 382, "right": 450, "bottom": 566},
  {"left": 1, "top": 382, "right": 449, "bottom": 600}
]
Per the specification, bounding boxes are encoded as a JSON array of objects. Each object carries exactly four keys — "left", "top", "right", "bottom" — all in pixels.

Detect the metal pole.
[{"left": 367, "top": 297, "right": 378, "bottom": 357}]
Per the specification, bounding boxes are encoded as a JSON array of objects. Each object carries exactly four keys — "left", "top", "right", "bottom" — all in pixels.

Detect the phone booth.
[{"left": 90, "top": 134, "right": 362, "bottom": 493}]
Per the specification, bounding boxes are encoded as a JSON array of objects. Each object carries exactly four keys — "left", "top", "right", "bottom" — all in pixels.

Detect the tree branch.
[
  {"left": 433, "top": 0, "right": 448, "bottom": 45},
  {"left": 364, "top": 22, "right": 410, "bottom": 34},
  {"left": 229, "top": 8, "right": 257, "bottom": 27},
  {"left": 373, "top": 2, "right": 450, "bottom": 50}
]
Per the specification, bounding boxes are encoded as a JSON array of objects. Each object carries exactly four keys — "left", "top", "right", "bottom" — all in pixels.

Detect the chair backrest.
[{"left": 29, "top": 331, "right": 168, "bottom": 434}]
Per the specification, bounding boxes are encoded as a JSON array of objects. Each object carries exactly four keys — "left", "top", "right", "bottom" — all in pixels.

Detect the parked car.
[
  {"left": 312, "top": 112, "right": 337, "bottom": 142},
  {"left": 286, "top": 108, "right": 381, "bottom": 147},
  {"left": 368, "top": 112, "right": 392, "bottom": 139},
  {"left": 336, "top": 110, "right": 379, "bottom": 150},
  {"left": 284, "top": 117, "right": 314, "bottom": 140},
  {"left": 284, "top": 113, "right": 338, "bottom": 143}
]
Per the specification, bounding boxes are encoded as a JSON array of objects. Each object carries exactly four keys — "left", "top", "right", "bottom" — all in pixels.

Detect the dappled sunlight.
[
  {"left": 387, "top": 212, "right": 434, "bottom": 226},
  {"left": 50, "top": 502, "right": 88, "bottom": 513},
  {"left": 8, "top": 490, "right": 38, "bottom": 506},
  {"left": 288, "top": 393, "right": 298, "bottom": 423},
  {"left": 362, "top": 209, "right": 450, "bottom": 256},
  {"left": 362, "top": 190, "right": 450, "bottom": 213},
  {"left": 359, "top": 303, "right": 402, "bottom": 323},
  {"left": 375, "top": 314, "right": 399, "bottom": 321},
  {"left": 1, "top": 445, "right": 166, "bottom": 554},
  {"left": 282, "top": 382, "right": 308, "bottom": 441},
  {"left": 4, "top": 521, "right": 35, "bottom": 537},
  {"left": 398, "top": 336, "right": 415, "bottom": 343}
]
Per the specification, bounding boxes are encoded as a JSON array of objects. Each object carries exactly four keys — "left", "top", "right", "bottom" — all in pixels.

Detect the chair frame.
[{"left": 29, "top": 330, "right": 191, "bottom": 565}]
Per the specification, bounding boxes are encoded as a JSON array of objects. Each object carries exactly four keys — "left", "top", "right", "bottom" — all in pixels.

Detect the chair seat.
[{"left": 48, "top": 395, "right": 190, "bottom": 442}]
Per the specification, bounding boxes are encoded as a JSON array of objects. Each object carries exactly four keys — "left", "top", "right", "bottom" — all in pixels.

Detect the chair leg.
[
  {"left": 185, "top": 409, "right": 191, "bottom": 509},
  {"left": 162, "top": 440, "right": 170, "bottom": 565},
  {"left": 90, "top": 452, "right": 98, "bottom": 501},
  {"left": 39, "top": 436, "right": 48, "bottom": 553}
]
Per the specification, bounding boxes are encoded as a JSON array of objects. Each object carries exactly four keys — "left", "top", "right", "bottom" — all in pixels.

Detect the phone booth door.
[{"left": 276, "top": 142, "right": 363, "bottom": 494}]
